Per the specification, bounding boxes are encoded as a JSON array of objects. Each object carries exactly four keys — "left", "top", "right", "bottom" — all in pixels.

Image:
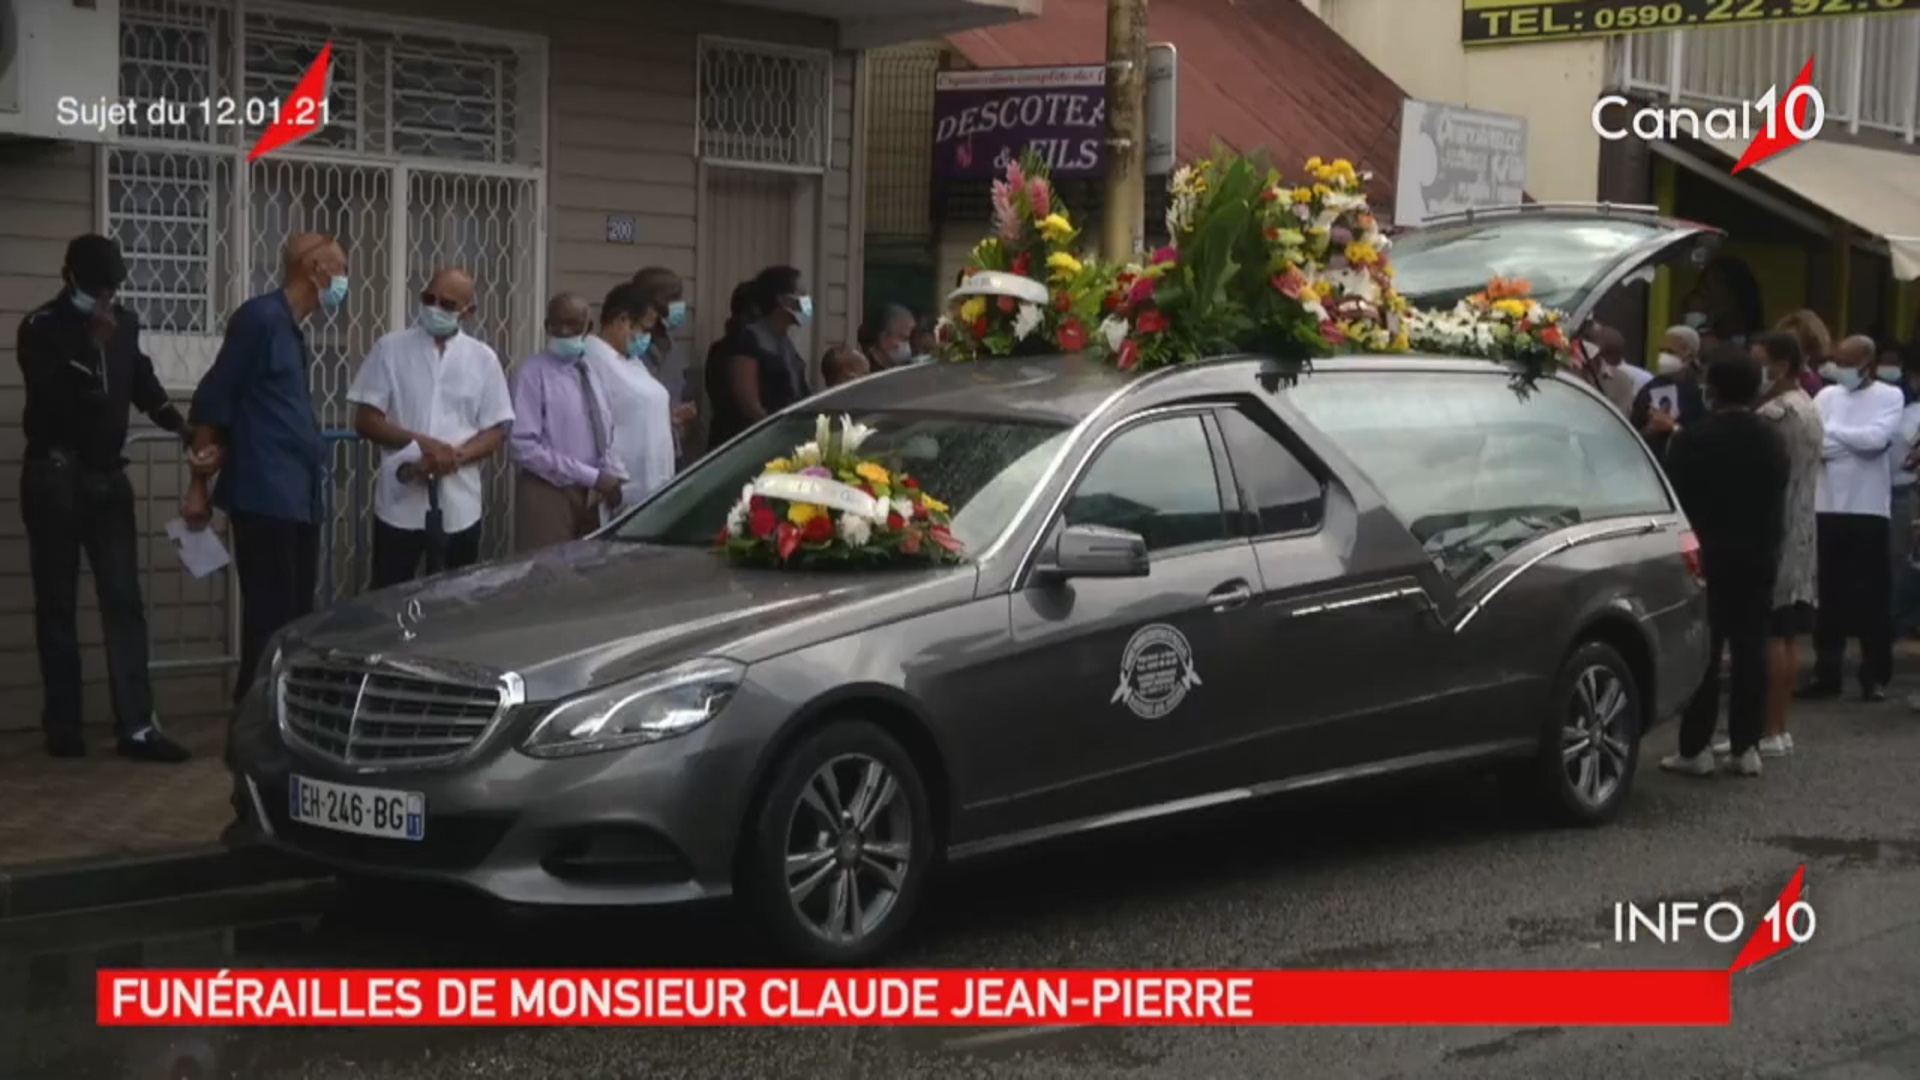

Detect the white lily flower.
[
  {"left": 1327, "top": 267, "right": 1378, "bottom": 303},
  {"left": 814, "top": 414, "right": 833, "bottom": 459},
  {"left": 1099, "top": 315, "right": 1128, "bottom": 352},
  {"left": 726, "top": 495, "right": 749, "bottom": 537},
  {"left": 839, "top": 414, "right": 876, "bottom": 454},
  {"left": 792, "top": 441, "right": 820, "bottom": 466},
  {"left": 1013, "top": 302, "right": 1043, "bottom": 341},
  {"left": 892, "top": 497, "right": 914, "bottom": 521}
]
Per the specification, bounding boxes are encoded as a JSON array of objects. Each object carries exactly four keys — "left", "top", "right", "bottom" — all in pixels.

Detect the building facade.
[{"left": 0, "top": 0, "right": 1036, "bottom": 732}]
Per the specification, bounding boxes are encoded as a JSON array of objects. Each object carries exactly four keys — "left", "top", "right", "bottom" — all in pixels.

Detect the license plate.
[{"left": 288, "top": 775, "right": 426, "bottom": 841}]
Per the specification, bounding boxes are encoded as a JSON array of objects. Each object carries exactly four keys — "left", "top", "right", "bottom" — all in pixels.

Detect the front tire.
[
  {"left": 738, "top": 720, "right": 934, "bottom": 964},
  {"left": 1526, "top": 641, "right": 1642, "bottom": 826}
]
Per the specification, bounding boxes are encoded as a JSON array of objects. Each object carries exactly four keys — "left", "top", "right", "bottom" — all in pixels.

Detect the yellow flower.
[
  {"left": 1391, "top": 329, "right": 1411, "bottom": 351},
  {"left": 920, "top": 494, "right": 949, "bottom": 514},
  {"left": 763, "top": 458, "right": 792, "bottom": 473},
  {"left": 788, "top": 503, "right": 819, "bottom": 526},
  {"left": 1291, "top": 187, "right": 1314, "bottom": 204},
  {"left": 1345, "top": 241, "right": 1379, "bottom": 266},
  {"left": 1493, "top": 298, "right": 1528, "bottom": 319},
  {"left": 1312, "top": 183, "right": 1332, "bottom": 198},
  {"left": 1047, "top": 252, "right": 1083, "bottom": 280},
  {"left": 855, "top": 462, "right": 890, "bottom": 486},
  {"left": 1297, "top": 286, "right": 1321, "bottom": 306},
  {"left": 958, "top": 297, "right": 986, "bottom": 323},
  {"left": 1038, "top": 213, "right": 1074, "bottom": 241},
  {"left": 1305, "top": 156, "right": 1324, "bottom": 172}
]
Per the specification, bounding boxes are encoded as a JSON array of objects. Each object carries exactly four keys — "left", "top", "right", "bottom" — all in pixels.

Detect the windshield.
[
  {"left": 614, "top": 410, "right": 1074, "bottom": 556},
  {"left": 1390, "top": 217, "right": 1665, "bottom": 313}
]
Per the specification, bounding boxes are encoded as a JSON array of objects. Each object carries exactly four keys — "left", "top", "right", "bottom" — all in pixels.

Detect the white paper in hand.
[
  {"left": 1650, "top": 386, "right": 1679, "bottom": 416},
  {"left": 165, "top": 518, "right": 231, "bottom": 578},
  {"left": 378, "top": 441, "right": 426, "bottom": 513}
]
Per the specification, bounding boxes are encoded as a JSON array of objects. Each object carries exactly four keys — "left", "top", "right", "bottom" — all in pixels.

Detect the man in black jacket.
[
  {"left": 1631, "top": 324, "right": 1709, "bottom": 462},
  {"left": 18, "top": 234, "right": 193, "bottom": 761},
  {"left": 1660, "top": 346, "right": 1789, "bottom": 779}
]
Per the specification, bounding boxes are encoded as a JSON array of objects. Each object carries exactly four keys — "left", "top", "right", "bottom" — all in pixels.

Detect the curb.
[{"left": 0, "top": 842, "right": 326, "bottom": 922}]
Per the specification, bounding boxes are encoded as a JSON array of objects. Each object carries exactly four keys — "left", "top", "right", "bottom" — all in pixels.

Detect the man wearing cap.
[{"left": 18, "top": 234, "right": 193, "bottom": 761}]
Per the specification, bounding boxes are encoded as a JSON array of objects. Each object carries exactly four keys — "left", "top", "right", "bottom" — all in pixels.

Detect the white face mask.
[{"left": 1656, "top": 351, "right": 1685, "bottom": 376}]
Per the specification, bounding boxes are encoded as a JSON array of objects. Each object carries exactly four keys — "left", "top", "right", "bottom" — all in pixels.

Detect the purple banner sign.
[{"left": 932, "top": 66, "right": 1107, "bottom": 182}]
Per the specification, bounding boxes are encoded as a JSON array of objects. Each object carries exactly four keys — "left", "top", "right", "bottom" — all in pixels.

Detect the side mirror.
[{"left": 1038, "top": 523, "right": 1151, "bottom": 580}]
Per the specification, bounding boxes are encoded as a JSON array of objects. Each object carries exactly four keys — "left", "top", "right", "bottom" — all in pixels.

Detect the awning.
[{"left": 1704, "top": 137, "right": 1920, "bottom": 281}]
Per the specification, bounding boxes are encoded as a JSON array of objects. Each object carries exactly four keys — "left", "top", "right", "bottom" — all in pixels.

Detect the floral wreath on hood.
[
  {"left": 717, "top": 414, "right": 965, "bottom": 569},
  {"left": 935, "top": 148, "right": 1573, "bottom": 392}
]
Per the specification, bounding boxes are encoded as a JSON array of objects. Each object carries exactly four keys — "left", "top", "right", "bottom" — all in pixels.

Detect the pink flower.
[
  {"left": 1272, "top": 267, "right": 1308, "bottom": 300},
  {"left": 991, "top": 180, "right": 1020, "bottom": 242},
  {"left": 1293, "top": 204, "right": 1311, "bottom": 221},
  {"left": 1028, "top": 177, "right": 1051, "bottom": 219},
  {"left": 1330, "top": 225, "right": 1353, "bottom": 246},
  {"left": 1127, "top": 277, "right": 1155, "bottom": 305},
  {"left": 1320, "top": 320, "right": 1347, "bottom": 344},
  {"left": 1151, "top": 246, "right": 1177, "bottom": 265},
  {"left": 801, "top": 466, "right": 831, "bottom": 477}
]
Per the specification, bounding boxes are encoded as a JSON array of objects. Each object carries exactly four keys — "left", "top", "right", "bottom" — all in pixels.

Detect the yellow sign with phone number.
[{"left": 1463, "top": 0, "right": 1918, "bottom": 46}]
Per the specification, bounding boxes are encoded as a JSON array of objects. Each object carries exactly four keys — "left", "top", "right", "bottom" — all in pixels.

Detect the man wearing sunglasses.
[{"left": 346, "top": 267, "right": 514, "bottom": 589}]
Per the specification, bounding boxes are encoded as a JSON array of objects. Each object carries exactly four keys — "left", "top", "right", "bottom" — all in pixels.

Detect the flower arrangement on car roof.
[
  {"left": 717, "top": 414, "right": 966, "bottom": 569},
  {"left": 1403, "top": 276, "right": 1575, "bottom": 392},
  {"left": 935, "top": 149, "right": 1571, "bottom": 389}
]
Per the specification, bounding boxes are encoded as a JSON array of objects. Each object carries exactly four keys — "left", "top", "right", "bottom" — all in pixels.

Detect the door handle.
[{"left": 1208, "top": 581, "right": 1253, "bottom": 612}]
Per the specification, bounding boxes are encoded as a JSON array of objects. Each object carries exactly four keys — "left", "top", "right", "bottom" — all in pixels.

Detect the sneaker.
[
  {"left": 1757, "top": 734, "right": 1792, "bottom": 758},
  {"left": 116, "top": 727, "right": 191, "bottom": 764},
  {"left": 1726, "top": 748, "right": 1763, "bottom": 777},
  {"left": 1710, "top": 735, "right": 1731, "bottom": 756},
  {"left": 1660, "top": 749, "right": 1718, "bottom": 777},
  {"left": 1862, "top": 684, "right": 1889, "bottom": 703},
  {"left": 1795, "top": 681, "right": 1841, "bottom": 701},
  {"left": 44, "top": 733, "right": 86, "bottom": 759}
]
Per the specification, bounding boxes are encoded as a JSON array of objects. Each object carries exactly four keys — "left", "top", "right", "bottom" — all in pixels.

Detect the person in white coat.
[
  {"left": 1801, "top": 335, "right": 1906, "bottom": 701},
  {"left": 586, "top": 282, "right": 677, "bottom": 521}
]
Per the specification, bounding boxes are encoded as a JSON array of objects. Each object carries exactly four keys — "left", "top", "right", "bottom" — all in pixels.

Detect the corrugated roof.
[{"left": 946, "top": 0, "right": 1410, "bottom": 209}]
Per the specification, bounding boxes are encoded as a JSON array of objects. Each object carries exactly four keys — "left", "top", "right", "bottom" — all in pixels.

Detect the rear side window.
[
  {"left": 1284, "top": 372, "right": 1670, "bottom": 581},
  {"left": 1216, "top": 408, "right": 1325, "bottom": 536}
]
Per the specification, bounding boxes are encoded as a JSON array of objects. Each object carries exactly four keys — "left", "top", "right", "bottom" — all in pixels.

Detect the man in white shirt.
[
  {"left": 587, "top": 282, "right": 677, "bottom": 520},
  {"left": 1802, "top": 334, "right": 1906, "bottom": 702},
  {"left": 347, "top": 267, "right": 515, "bottom": 588}
]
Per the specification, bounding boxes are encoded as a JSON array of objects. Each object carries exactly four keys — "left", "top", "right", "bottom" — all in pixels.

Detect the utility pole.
[{"left": 1101, "top": 0, "right": 1148, "bottom": 261}]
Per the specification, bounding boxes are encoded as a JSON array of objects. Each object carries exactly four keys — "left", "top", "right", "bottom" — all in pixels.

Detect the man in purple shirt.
[{"left": 509, "top": 293, "right": 625, "bottom": 552}]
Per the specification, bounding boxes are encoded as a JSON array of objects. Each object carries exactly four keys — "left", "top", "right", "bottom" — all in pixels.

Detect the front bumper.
[{"left": 229, "top": 679, "right": 763, "bottom": 907}]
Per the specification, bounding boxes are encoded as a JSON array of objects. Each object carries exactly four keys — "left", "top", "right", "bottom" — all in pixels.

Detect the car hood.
[{"left": 286, "top": 540, "right": 967, "bottom": 697}]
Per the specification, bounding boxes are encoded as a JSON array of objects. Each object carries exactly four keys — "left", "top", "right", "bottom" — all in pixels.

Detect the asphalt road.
[{"left": 4, "top": 695, "right": 1918, "bottom": 1080}]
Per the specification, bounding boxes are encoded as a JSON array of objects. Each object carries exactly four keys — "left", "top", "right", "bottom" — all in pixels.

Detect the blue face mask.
[
  {"left": 1877, "top": 365, "right": 1902, "bottom": 384},
  {"left": 791, "top": 294, "right": 814, "bottom": 326},
  {"left": 665, "top": 300, "right": 687, "bottom": 331},
  {"left": 1683, "top": 311, "right": 1709, "bottom": 330},
  {"left": 70, "top": 289, "right": 98, "bottom": 315},
  {"left": 320, "top": 274, "right": 349, "bottom": 309},
  {"left": 1833, "top": 367, "right": 1864, "bottom": 391},
  {"left": 417, "top": 306, "right": 461, "bottom": 338},
  {"left": 626, "top": 332, "right": 652, "bottom": 360},
  {"left": 548, "top": 335, "right": 587, "bottom": 359}
]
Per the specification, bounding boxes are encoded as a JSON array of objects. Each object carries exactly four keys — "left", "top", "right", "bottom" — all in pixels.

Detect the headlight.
[{"left": 519, "top": 658, "right": 747, "bottom": 759}]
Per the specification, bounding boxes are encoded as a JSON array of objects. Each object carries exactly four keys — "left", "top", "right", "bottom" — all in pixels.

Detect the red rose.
[
  {"left": 914, "top": 500, "right": 928, "bottom": 520},
  {"left": 1052, "top": 292, "right": 1071, "bottom": 313},
  {"left": 1012, "top": 252, "right": 1031, "bottom": 276},
  {"left": 802, "top": 513, "right": 834, "bottom": 544},
  {"left": 1057, "top": 319, "right": 1088, "bottom": 352},
  {"left": 776, "top": 523, "right": 802, "bottom": 561},
  {"left": 997, "top": 296, "right": 1016, "bottom": 313},
  {"left": 1542, "top": 325, "right": 1567, "bottom": 349},
  {"left": 1259, "top": 188, "right": 1280, "bottom": 202},
  {"left": 749, "top": 496, "right": 767, "bottom": 511},
  {"left": 1264, "top": 227, "right": 1280, "bottom": 242},
  {"left": 902, "top": 476, "right": 919, "bottom": 490},
  {"left": 937, "top": 321, "right": 952, "bottom": 343},
  {"left": 971, "top": 316, "right": 989, "bottom": 339},
  {"left": 1103, "top": 292, "right": 1122, "bottom": 312},
  {"left": 887, "top": 512, "right": 906, "bottom": 531},
  {"left": 748, "top": 505, "right": 777, "bottom": 538},
  {"left": 1151, "top": 246, "right": 1176, "bottom": 265},
  {"left": 1116, "top": 339, "right": 1141, "bottom": 372},
  {"left": 1127, "top": 278, "right": 1154, "bottom": 305},
  {"left": 1136, "top": 309, "right": 1167, "bottom": 335}
]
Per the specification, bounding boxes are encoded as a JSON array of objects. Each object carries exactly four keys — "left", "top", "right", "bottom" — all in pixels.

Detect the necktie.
[{"left": 576, "top": 362, "right": 609, "bottom": 462}]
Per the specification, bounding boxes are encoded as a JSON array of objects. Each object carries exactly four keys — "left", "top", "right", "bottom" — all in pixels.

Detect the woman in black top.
[{"left": 707, "top": 265, "right": 812, "bottom": 447}]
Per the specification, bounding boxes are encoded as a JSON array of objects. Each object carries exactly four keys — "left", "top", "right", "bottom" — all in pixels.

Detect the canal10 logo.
[
  {"left": 1592, "top": 80, "right": 1826, "bottom": 145},
  {"left": 1613, "top": 895, "right": 1816, "bottom": 946}
]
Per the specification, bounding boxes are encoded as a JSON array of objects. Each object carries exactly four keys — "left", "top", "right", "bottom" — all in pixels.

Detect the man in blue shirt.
[{"left": 183, "top": 232, "right": 346, "bottom": 704}]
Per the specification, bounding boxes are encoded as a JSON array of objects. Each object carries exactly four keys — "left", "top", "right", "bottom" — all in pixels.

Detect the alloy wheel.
[
  {"left": 1561, "top": 663, "right": 1632, "bottom": 809},
  {"left": 782, "top": 753, "right": 914, "bottom": 946}
]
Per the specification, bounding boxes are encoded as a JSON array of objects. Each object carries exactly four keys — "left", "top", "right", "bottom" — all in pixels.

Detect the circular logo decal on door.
[{"left": 1111, "top": 624, "right": 1203, "bottom": 719}]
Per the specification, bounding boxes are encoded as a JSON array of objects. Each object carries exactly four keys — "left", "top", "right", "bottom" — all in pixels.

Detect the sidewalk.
[{"left": 0, "top": 715, "right": 317, "bottom": 920}]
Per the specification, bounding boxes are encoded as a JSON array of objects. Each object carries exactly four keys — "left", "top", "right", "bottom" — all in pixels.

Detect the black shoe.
[
  {"left": 1862, "top": 684, "right": 1889, "bottom": 703},
  {"left": 116, "top": 729, "right": 192, "bottom": 763},
  {"left": 1794, "top": 681, "right": 1841, "bottom": 701},
  {"left": 45, "top": 733, "right": 86, "bottom": 758}
]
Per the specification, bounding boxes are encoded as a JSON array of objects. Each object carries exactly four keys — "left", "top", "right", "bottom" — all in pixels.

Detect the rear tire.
[
  {"left": 1525, "top": 641, "right": 1642, "bottom": 827},
  {"left": 737, "top": 719, "right": 935, "bottom": 965}
]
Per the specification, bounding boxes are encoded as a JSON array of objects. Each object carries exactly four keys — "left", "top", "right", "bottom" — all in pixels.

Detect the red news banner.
[{"left": 98, "top": 869, "right": 1808, "bottom": 1028}]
